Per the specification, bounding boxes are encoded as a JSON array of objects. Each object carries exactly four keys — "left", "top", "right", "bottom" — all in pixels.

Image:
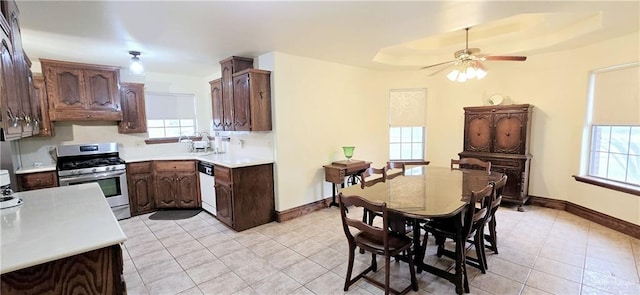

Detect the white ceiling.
[{"left": 16, "top": 1, "right": 640, "bottom": 76}]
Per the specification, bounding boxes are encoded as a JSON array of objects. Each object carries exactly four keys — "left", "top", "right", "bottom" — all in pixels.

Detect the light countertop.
[
  {"left": 0, "top": 183, "right": 127, "bottom": 274},
  {"left": 15, "top": 153, "right": 273, "bottom": 174},
  {"left": 121, "top": 152, "right": 274, "bottom": 168}
]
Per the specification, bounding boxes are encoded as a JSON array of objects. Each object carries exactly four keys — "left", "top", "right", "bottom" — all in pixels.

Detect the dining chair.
[
  {"left": 360, "top": 166, "right": 388, "bottom": 229},
  {"left": 386, "top": 160, "right": 431, "bottom": 179},
  {"left": 421, "top": 184, "right": 493, "bottom": 293},
  {"left": 338, "top": 193, "right": 418, "bottom": 295},
  {"left": 360, "top": 166, "right": 388, "bottom": 188},
  {"left": 484, "top": 174, "right": 507, "bottom": 254},
  {"left": 451, "top": 158, "right": 491, "bottom": 172}
]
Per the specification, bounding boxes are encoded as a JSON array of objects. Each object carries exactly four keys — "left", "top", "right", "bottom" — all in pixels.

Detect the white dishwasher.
[{"left": 198, "top": 161, "right": 216, "bottom": 216}]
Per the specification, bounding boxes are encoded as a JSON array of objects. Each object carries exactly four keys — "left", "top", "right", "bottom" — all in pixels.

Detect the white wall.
[
  {"left": 269, "top": 32, "right": 640, "bottom": 225},
  {"left": 269, "top": 52, "right": 390, "bottom": 211}
]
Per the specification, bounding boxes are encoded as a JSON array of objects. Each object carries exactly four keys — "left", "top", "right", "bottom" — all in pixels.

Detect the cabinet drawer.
[
  {"left": 18, "top": 171, "right": 58, "bottom": 191},
  {"left": 488, "top": 159, "right": 521, "bottom": 169},
  {"left": 154, "top": 161, "right": 196, "bottom": 172},
  {"left": 127, "top": 161, "right": 152, "bottom": 174},
  {"left": 214, "top": 165, "right": 232, "bottom": 184}
]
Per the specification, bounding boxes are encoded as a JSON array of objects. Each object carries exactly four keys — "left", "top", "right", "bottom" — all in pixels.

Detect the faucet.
[{"left": 177, "top": 133, "right": 194, "bottom": 152}]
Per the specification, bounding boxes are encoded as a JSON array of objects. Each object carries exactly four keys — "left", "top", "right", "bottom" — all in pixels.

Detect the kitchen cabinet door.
[
  {"left": 127, "top": 162, "right": 155, "bottom": 216},
  {"left": 232, "top": 69, "right": 272, "bottom": 131},
  {"left": 0, "top": 36, "right": 21, "bottom": 140},
  {"left": 210, "top": 78, "right": 224, "bottom": 131},
  {"left": 119, "top": 83, "right": 146, "bottom": 134},
  {"left": 176, "top": 172, "right": 199, "bottom": 208},
  {"left": 32, "top": 76, "right": 54, "bottom": 136},
  {"left": 215, "top": 182, "right": 233, "bottom": 227},
  {"left": 219, "top": 56, "right": 253, "bottom": 131},
  {"left": 84, "top": 69, "right": 120, "bottom": 112},
  {"left": 154, "top": 172, "right": 177, "bottom": 208},
  {"left": 8, "top": 3, "right": 32, "bottom": 137},
  {"left": 46, "top": 66, "right": 85, "bottom": 111}
]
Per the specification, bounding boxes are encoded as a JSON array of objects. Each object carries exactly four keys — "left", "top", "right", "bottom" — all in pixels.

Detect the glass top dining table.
[
  {"left": 338, "top": 165, "right": 503, "bottom": 294},
  {"left": 338, "top": 166, "right": 503, "bottom": 219}
]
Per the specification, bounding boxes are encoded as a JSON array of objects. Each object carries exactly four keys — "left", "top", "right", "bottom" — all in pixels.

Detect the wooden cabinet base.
[{"left": 1, "top": 244, "right": 125, "bottom": 295}]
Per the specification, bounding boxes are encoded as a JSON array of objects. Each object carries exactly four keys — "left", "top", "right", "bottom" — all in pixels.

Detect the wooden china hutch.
[{"left": 459, "top": 104, "right": 533, "bottom": 211}]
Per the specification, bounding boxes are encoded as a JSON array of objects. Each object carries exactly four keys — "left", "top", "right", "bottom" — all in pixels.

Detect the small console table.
[{"left": 323, "top": 160, "right": 371, "bottom": 207}]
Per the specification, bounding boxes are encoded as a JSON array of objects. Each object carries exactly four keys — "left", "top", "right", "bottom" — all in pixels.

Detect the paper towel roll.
[{"left": 214, "top": 136, "right": 221, "bottom": 152}]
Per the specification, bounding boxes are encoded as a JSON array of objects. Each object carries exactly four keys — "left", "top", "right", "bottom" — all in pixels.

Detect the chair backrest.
[
  {"left": 360, "top": 166, "right": 387, "bottom": 188},
  {"left": 462, "top": 184, "right": 493, "bottom": 239},
  {"left": 386, "top": 161, "right": 406, "bottom": 173},
  {"left": 451, "top": 158, "right": 491, "bottom": 172},
  {"left": 488, "top": 174, "right": 507, "bottom": 216},
  {"left": 339, "top": 193, "right": 390, "bottom": 253}
]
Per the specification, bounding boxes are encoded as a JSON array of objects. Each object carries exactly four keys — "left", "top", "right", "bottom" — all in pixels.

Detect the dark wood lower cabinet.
[
  {"left": 214, "top": 163, "right": 274, "bottom": 231},
  {"left": 0, "top": 244, "right": 125, "bottom": 295},
  {"left": 153, "top": 161, "right": 200, "bottom": 209},
  {"left": 127, "top": 162, "right": 155, "bottom": 216},
  {"left": 16, "top": 171, "right": 58, "bottom": 191}
]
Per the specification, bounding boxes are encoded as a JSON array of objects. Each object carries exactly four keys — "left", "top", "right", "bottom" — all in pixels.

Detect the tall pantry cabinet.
[{"left": 458, "top": 104, "right": 533, "bottom": 211}]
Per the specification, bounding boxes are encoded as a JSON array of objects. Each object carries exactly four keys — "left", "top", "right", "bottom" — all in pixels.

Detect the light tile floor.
[{"left": 119, "top": 205, "right": 640, "bottom": 295}]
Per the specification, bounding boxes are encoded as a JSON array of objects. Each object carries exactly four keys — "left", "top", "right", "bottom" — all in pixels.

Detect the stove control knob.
[{"left": 92, "top": 168, "right": 97, "bottom": 173}]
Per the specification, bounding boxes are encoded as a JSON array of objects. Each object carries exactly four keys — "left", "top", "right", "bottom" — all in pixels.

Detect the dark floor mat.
[{"left": 148, "top": 209, "right": 202, "bottom": 220}]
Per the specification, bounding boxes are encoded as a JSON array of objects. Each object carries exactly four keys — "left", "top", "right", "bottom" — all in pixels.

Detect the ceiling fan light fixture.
[
  {"left": 447, "top": 69, "right": 460, "bottom": 81},
  {"left": 128, "top": 51, "right": 144, "bottom": 75},
  {"left": 475, "top": 67, "right": 487, "bottom": 79}
]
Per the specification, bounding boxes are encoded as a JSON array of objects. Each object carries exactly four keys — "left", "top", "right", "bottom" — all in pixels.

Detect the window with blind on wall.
[
  {"left": 389, "top": 89, "right": 426, "bottom": 161},
  {"left": 145, "top": 92, "right": 197, "bottom": 139},
  {"left": 586, "top": 62, "right": 639, "bottom": 187}
]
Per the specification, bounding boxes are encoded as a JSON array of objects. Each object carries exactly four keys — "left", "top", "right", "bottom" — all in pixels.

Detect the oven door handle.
[{"left": 59, "top": 171, "right": 126, "bottom": 184}]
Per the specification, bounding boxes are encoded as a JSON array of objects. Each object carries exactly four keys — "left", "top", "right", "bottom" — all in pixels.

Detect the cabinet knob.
[{"left": 86, "top": 115, "right": 91, "bottom": 118}]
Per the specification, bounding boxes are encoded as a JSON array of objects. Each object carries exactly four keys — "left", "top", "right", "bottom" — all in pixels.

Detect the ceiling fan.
[{"left": 422, "top": 28, "right": 527, "bottom": 81}]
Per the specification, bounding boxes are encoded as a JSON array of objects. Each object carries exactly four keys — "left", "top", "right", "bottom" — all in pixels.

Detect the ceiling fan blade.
[
  {"left": 421, "top": 59, "right": 456, "bottom": 70},
  {"left": 484, "top": 55, "right": 527, "bottom": 61},
  {"left": 428, "top": 63, "right": 454, "bottom": 76}
]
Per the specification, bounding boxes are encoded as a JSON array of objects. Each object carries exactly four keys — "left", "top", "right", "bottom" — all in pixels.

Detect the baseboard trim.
[
  {"left": 528, "top": 195, "right": 640, "bottom": 239},
  {"left": 275, "top": 195, "right": 640, "bottom": 239},
  {"left": 275, "top": 198, "right": 331, "bottom": 222}
]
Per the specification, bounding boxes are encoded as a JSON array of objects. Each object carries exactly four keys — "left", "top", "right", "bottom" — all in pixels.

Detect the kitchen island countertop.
[{"left": 0, "top": 183, "right": 126, "bottom": 274}]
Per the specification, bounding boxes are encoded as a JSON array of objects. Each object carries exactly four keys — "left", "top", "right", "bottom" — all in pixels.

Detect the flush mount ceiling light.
[
  {"left": 422, "top": 28, "right": 527, "bottom": 82},
  {"left": 128, "top": 51, "right": 144, "bottom": 75}
]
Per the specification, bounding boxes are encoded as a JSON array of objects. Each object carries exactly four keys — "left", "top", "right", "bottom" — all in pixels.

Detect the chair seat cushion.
[{"left": 355, "top": 231, "right": 412, "bottom": 253}]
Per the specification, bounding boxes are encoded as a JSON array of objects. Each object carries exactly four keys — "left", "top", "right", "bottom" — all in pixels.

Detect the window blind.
[
  {"left": 145, "top": 92, "right": 196, "bottom": 120},
  {"left": 592, "top": 63, "right": 640, "bottom": 125},
  {"left": 389, "top": 89, "right": 426, "bottom": 126}
]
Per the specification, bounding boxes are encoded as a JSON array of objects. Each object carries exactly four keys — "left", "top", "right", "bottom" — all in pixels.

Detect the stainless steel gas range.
[{"left": 56, "top": 142, "right": 130, "bottom": 220}]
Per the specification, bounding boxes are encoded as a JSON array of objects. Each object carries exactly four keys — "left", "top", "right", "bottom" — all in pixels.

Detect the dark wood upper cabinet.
[
  {"left": 210, "top": 78, "right": 223, "bottom": 131},
  {"left": 218, "top": 56, "right": 255, "bottom": 131},
  {"left": 41, "top": 59, "right": 122, "bottom": 121},
  {"left": 459, "top": 104, "right": 533, "bottom": 211},
  {"left": 118, "top": 82, "right": 147, "bottom": 134},
  {"left": 0, "top": 35, "right": 21, "bottom": 140},
  {"left": 32, "top": 75, "right": 54, "bottom": 136},
  {"left": 0, "top": 0, "right": 35, "bottom": 140},
  {"left": 232, "top": 69, "right": 272, "bottom": 131}
]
